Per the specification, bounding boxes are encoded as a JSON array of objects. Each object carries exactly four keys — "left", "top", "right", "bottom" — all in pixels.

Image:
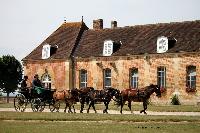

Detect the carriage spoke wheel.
[
  {"left": 14, "top": 94, "right": 27, "bottom": 112},
  {"left": 49, "top": 100, "right": 60, "bottom": 112},
  {"left": 31, "top": 98, "right": 44, "bottom": 112}
]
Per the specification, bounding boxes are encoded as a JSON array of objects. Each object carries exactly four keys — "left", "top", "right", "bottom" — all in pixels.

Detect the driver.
[{"left": 32, "top": 74, "right": 45, "bottom": 95}]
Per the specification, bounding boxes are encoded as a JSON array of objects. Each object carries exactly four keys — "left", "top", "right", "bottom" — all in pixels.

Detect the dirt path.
[{"left": 1, "top": 108, "right": 200, "bottom": 116}]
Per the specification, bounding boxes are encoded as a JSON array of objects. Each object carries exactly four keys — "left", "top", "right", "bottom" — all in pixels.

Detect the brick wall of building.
[
  {"left": 75, "top": 53, "right": 200, "bottom": 104},
  {"left": 24, "top": 60, "right": 70, "bottom": 90}
]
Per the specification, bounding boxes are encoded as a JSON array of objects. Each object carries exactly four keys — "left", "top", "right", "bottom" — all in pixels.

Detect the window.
[
  {"left": 157, "top": 36, "right": 168, "bottom": 53},
  {"left": 157, "top": 67, "right": 166, "bottom": 88},
  {"left": 80, "top": 69, "right": 87, "bottom": 88},
  {"left": 42, "top": 44, "right": 50, "bottom": 59},
  {"left": 186, "top": 66, "right": 196, "bottom": 89},
  {"left": 41, "top": 73, "right": 51, "bottom": 89},
  {"left": 103, "top": 40, "right": 113, "bottom": 56},
  {"left": 130, "top": 68, "right": 138, "bottom": 88},
  {"left": 104, "top": 68, "right": 111, "bottom": 88}
]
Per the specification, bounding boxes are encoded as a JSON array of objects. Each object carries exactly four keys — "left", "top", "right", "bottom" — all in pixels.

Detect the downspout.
[{"left": 70, "top": 55, "right": 76, "bottom": 89}]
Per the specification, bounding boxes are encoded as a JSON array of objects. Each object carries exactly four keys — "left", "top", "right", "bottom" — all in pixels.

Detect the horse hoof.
[
  {"left": 80, "top": 111, "right": 83, "bottom": 113},
  {"left": 140, "top": 111, "right": 142, "bottom": 113},
  {"left": 144, "top": 112, "right": 147, "bottom": 115},
  {"left": 131, "top": 112, "right": 134, "bottom": 114}
]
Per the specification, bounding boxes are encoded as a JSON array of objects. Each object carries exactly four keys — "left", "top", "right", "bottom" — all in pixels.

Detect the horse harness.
[{"left": 137, "top": 89, "right": 145, "bottom": 101}]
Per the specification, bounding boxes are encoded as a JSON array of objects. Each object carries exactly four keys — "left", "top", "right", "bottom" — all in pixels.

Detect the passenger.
[
  {"left": 21, "top": 76, "right": 28, "bottom": 89},
  {"left": 32, "top": 74, "right": 42, "bottom": 87},
  {"left": 32, "top": 74, "right": 44, "bottom": 95}
]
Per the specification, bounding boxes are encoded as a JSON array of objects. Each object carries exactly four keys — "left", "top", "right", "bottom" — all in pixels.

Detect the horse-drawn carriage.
[
  {"left": 14, "top": 84, "right": 161, "bottom": 114},
  {"left": 14, "top": 87, "right": 60, "bottom": 112}
]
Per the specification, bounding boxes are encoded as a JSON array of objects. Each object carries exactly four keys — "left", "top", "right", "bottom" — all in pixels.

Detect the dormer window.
[
  {"left": 103, "top": 40, "right": 113, "bottom": 56},
  {"left": 42, "top": 44, "right": 50, "bottom": 59},
  {"left": 103, "top": 40, "right": 122, "bottom": 56},
  {"left": 42, "top": 44, "right": 58, "bottom": 59},
  {"left": 157, "top": 36, "right": 168, "bottom": 53}
]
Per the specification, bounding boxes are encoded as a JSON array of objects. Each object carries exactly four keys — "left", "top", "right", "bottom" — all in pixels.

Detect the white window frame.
[
  {"left": 41, "top": 73, "right": 51, "bottom": 89},
  {"left": 187, "top": 66, "right": 196, "bottom": 89},
  {"left": 104, "top": 68, "right": 111, "bottom": 88},
  {"left": 157, "top": 67, "right": 166, "bottom": 88},
  {"left": 130, "top": 68, "right": 138, "bottom": 88},
  {"left": 80, "top": 69, "right": 87, "bottom": 88},
  {"left": 103, "top": 40, "right": 113, "bottom": 56},
  {"left": 42, "top": 44, "right": 51, "bottom": 59}
]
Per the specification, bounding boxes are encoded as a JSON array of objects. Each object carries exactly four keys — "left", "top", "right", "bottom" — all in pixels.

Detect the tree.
[{"left": 0, "top": 55, "right": 23, "bottom": 103}]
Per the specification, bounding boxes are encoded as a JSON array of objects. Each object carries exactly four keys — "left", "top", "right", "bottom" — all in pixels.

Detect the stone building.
[{"left": 23, "top": 19, "right": 200, "bottom": 104}]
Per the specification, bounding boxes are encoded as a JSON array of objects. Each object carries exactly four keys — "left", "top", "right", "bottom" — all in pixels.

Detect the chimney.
[
  {"left": 93, "top": 19, "right": 103, "bottom": 30},
  {"left": 111, "top": 21, "right": 117, "bottom": 29}
]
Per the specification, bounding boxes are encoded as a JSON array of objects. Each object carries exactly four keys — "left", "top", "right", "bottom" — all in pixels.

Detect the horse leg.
[
  {"left": 87, "top": 101, "right": 91, "bottom": 113},
  {"left": 140, "top": 101, "right": 147, "bottom": 114},
  {"left": 68, "top": 106, "right": 72, "bottom": 113},
  {"left": 80, "top": 101, "right": 84, "bottom": 113},
  {"left": 91, "top": 101, "right": 97, "bottom": 113},
  {"left": 64, "top": 102, "right": 68, "bottom": 113},
  {"left": 143, "top": 101, "right": 148, "bottom": 114},
  {"left": 103, "top": 101, "right": 109, "bottom": 114},
  {"left": 128, "top": 100, "right": 133, "bottom": 114},
  {"left": 73, "top": 105, "right": 76, "bottom": 113},
  {"left": 120, "top": 100, "right": 125, "bottom": 114},
  {"left": 68, "top": 102, "right": 73, "bottom": 113}
]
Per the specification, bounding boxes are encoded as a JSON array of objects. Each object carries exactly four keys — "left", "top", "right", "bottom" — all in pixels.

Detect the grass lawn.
[
  {"left": 0, "top": 112, "right": 200, "bottom": 133},
  {"left": 1, "top": 102, "right": 200, "bottom": 112},
  {"left": 1, "top": 120, "right": 200, "bottom": 133}
]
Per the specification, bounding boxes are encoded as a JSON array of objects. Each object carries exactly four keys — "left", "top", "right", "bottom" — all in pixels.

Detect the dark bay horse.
[
  {"left": 53, "top": 88, "right": 79, "bottom": 113},
  {"left": 119, "top": 84, "right": 161, "bottom": 114},
  {"left": 78, "top": 87, "right": 95, "bottom": 113},
  {"left": 86, "top": 87, "right": 120, "bottom": 114}
]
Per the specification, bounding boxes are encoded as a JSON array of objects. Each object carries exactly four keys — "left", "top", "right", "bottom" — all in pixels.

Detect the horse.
[
  {"left": 86, "top": 87, "right": 121, "bottom": 114},
  {"left": 78, "top": 87, "right": 95, "bottom": 113},
  {"left": 119, "top": 84, "right": 161, "bottom": 114},
  {"left": 53, "top": 88, "right": 79, "bottom": 113}
]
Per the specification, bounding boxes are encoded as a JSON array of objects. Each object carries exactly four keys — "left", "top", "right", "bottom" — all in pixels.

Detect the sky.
[{"left": 0, "top": 0, "right": 200, "bottom": 61}]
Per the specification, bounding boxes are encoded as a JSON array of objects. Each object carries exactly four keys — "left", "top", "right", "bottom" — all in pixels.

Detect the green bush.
[{"left": 171, "top": 94, "right": 181, "bottom": 105}]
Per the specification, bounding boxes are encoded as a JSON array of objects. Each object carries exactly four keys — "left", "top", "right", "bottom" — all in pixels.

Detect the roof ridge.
[
  {"left": 87, "top": 20, "right": 200, "bottom": 31},
  {"left": 61, "top": 22, "right": 82, "bottom": 27}
]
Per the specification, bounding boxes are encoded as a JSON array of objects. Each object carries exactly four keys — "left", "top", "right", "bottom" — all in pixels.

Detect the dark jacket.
[
  {"left": 32, "top": 78, "right": 42, "bottom": 88},
  {"left": 21, "top": 80, "right": 27, "bottom": 88}
]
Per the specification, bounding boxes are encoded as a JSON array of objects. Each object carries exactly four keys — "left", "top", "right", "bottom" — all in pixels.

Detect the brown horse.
[
  {"left": 86, "top": 87, "right": 121, "bottom": 114},
  {"left": 78, "top": 87, "right": 94, "bottom": 113},
  {"left": 53, "top": 88, "right": 79, "bottom": 113},
  {"left": 119, "top": 84, "right": 161, "bottom": 114}
]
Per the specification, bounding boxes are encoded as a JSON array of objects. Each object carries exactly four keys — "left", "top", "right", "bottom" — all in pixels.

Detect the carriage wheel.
[
  {"left": 14, "top": 94, "right": 27, "bottom": 112},
  {"left": 31, "top": 98, "right": 44, "bottom": 112},
  {"left": 49, "top": 100, "right": 60, "bottom": 112}
]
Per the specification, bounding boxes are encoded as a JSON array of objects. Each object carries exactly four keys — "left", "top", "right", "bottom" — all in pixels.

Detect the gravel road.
[{"left": 1, "top": 108, "right": 200, "bottom": 116}]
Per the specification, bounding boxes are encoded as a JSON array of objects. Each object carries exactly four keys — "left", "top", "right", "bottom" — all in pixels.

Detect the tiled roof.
[
  {"left": 23, "top": 22, "right": 88, "bottom": 60},
  {"left": 74, "top": 20, "right": 200, "bottom": 58}
]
